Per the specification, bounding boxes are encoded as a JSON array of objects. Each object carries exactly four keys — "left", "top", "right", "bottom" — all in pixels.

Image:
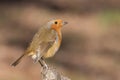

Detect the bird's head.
[{"left": 47, "top": 19, "right": 68, "bottom": 32}]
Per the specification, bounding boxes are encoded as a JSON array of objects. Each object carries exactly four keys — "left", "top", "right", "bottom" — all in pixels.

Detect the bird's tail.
[{"left": 11, "top": 54, "right": 25, "bottom": 67}]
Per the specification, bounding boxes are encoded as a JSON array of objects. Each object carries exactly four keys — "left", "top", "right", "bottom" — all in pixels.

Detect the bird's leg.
[
  {"left": 38, "top": 59, "right": 44, "bottom": 67},
  {"left": 38, "top": 57, "right": 48, "bottom": 69}
]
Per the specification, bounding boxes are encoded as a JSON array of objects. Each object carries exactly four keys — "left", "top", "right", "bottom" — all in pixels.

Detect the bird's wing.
[
  {"left": 26, "top": 26, "right": 56, "bottom": 62},
  {"left": 32, "top": 40, "right": 55, "bottom": 63},
  {"left": 40, "top": 40, "right": 55, "bottom": 56}
]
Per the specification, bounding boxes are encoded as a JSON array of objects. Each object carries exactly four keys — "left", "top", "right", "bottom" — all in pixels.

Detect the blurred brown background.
[{"left": 0, "top": 0, "right": 120, "bottom": 80}]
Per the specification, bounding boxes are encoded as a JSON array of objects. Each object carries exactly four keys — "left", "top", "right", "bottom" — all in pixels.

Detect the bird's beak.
[{"left": 63, "top": 21, "right": 68, "bottom": 26}]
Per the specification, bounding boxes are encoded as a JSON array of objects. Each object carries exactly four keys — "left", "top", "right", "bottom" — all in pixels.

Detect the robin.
[{"left": 11, "top": 19, "right": 68, "bottom": 67}]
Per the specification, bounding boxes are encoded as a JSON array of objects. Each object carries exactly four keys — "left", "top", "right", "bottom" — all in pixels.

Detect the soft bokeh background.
[{"left": 0, "top": 0, "right": 120, "bottom": 80}]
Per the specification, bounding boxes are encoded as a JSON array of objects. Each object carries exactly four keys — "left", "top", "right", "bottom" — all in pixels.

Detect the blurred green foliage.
[{"left": 100, "top": 10, "right": 120, "bottom": 27}]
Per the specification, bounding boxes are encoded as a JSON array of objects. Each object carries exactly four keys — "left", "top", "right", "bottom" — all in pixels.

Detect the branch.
[{"left": 41, "top": 64, "right": 71, "bottom": 80}]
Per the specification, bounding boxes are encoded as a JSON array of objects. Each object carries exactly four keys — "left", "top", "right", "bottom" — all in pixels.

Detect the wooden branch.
[{"left": 41, "top": 64, "right": 71, "bottom": 80}]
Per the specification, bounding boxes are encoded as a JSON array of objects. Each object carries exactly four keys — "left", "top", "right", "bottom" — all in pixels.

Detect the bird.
[{"left": 11, "top": 19, "right": 68, "bottom": 67}]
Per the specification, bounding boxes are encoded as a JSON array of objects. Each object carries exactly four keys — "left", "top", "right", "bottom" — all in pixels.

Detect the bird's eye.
[{"left": 54, "top": 21, "right": 58, "bottom": 24}]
